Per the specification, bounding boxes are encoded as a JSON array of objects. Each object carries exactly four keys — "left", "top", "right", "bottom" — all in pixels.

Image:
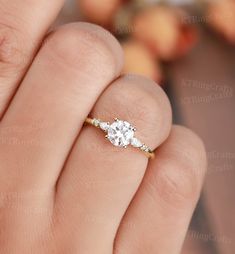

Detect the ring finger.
[{"left": 55, "top": 74, "right": 172, "bottom": 253}]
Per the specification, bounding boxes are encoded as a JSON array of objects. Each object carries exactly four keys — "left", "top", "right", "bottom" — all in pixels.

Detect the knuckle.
[
  {"left": 103, "top": 74, "right": 172, "bottom": 143},
  {"left": 155, "top": 159, "right": 198, "bottom": 207},
  {"left": 127, "top": 75, "right": 171, "bottom": 134},
  {"left": 0, "top": 23, "right": 26, "bottom": 71},
  {"left": 172, "top": 125, "right": 207, "bottom": 178},
  {"left": 43, "top": 22, "right": 123, "bottom": 76},
  {"left": 153, "top": 126, "right": 207, "bottom": 207}
]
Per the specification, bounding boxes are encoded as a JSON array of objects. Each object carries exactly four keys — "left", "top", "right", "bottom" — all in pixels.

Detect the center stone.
[{"left": 107, "top": 120, "right": 135, "bottom": 147}]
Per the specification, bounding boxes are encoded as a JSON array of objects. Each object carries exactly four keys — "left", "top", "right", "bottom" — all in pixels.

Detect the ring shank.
[{"left": 85, "top": 117, "right": 93, "bottom": 125}]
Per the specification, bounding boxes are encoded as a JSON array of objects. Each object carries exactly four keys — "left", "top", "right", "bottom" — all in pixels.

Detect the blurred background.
[{"left": 55, "top": 0, "right": 235, "bottom": 253}]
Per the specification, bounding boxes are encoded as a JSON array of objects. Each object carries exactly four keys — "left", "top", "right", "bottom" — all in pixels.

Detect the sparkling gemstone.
[
  {"left": 107, "top": 120, "right": 135, "bottom": 147},
  {"left": 99, "top": 122, "right": 109, "bottom": 131},
  {"left": 92, "top": 118, "right": 100, "bottom": 127},
  {"left": 141, "top": 144, "right": 149, "bottom": 152},
  {"left": 131, "top": 137, "right": 142, "bottom": 148}
]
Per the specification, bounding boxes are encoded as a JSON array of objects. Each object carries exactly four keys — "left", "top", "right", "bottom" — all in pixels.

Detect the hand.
[{"left": 0, "top": 1, "right": 207, "bottom": 253}]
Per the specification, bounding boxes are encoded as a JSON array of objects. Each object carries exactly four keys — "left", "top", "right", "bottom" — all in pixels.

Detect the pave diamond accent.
[
  {"left": 107, "top": 119, "right": 135, "bottom": 147},
  {"left": 92, "top": 118, "right": 100, "bottom": 127},
  {"left": 140, "top": 144, "right": 150, "bottom": 152}
]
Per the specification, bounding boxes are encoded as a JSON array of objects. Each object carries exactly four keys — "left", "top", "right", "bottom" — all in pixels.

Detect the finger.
[
  {"left": 0, "top": 0, "right": 65, "bottom": 117},
  {"left": 55, "top": 75, "right": 172, "bottom": 253},
  {"left": 114, "top": 125, "right": 207, "bottom": 254},
  {"left": 0, "top": 23, "right": 123, "bottom": 192}
]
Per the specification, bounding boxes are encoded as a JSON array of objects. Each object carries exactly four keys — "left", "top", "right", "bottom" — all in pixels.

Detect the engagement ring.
[{"left": 85, "top": 117, "right": 155, "bottom": 159}]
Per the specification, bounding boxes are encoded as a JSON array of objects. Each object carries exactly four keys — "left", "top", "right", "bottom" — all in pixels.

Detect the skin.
[{"left": 0, "top": 1, "right": 207, "bottom": 254}]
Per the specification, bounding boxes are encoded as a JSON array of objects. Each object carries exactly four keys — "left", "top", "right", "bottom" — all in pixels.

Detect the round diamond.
[{"left": 107, "top": 120, "right": 135, "bottom": 147}]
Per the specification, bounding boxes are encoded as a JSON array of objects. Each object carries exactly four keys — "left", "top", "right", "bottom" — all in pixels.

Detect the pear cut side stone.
[
  {"left": 99, "top": 122, "right": 109, "bottom": 131},
  {"left": 131, "top": 137, "right": 142, "bottom": 148}
]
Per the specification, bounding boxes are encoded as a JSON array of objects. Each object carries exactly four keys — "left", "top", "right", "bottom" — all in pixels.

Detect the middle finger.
[{"left": 0, "top": 23, "right": 123, "bottom": 192}]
